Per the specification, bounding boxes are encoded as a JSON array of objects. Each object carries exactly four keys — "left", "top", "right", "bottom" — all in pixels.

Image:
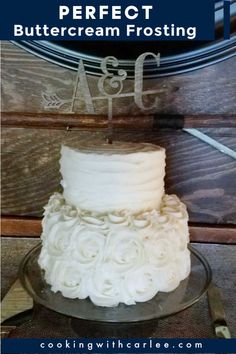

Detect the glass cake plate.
[{"left": 19, "top": 244, "right": 211, "bottom": 324}]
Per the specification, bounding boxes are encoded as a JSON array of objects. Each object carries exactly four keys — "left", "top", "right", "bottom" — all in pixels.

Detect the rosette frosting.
[{"left": 39, "top": 192, "right": 190, "bottom": 307}]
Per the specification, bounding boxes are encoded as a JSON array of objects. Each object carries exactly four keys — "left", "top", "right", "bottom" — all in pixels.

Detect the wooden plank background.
[
  {"left": 2, "top": 112, "right": 236, "bottom": 129},
  {"left": 2, "top": 41, "right": 236, "bottom": 115}
]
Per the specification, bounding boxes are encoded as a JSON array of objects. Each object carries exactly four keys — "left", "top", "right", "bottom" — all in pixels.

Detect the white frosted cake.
[{"left": 38, "top": 141, "right": 190, "bottom": 307}]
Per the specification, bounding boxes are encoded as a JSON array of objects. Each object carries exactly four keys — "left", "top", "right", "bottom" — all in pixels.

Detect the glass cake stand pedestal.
[{"left": 19, "top": 245, "right": 212, "bottom": 337}]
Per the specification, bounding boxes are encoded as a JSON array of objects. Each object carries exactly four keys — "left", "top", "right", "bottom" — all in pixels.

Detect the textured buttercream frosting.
[
  {"left": 39, "top": 142, "right": 190, "bottom": 307},
  {"left": 60, "top": 142, "right": 165, "bottom": 214}
]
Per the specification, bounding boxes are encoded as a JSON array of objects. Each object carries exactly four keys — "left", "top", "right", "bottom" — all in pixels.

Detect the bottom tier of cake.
[{"left": 38, "top": 193, "right": 190, "bottom": 307}]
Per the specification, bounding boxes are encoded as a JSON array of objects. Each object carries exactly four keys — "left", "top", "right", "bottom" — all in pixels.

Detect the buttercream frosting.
[
  {"left": 39, "top": 192, "right": 190, "bottom": 307},
  {"left": 60, "top": 142, "right": 165, "bottom": 214},
  {"left": 39, "top": 142, "right": 190, "bottom": 307}
]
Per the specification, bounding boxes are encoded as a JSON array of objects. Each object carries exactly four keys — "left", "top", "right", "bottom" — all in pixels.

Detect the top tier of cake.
[{"left": 60, "top": 141, "right": 166, "bottom": 214}]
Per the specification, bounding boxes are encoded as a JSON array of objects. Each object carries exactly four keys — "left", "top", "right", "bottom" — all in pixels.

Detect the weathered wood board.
[
  {"left": 1, "top": 237, "right": 39, "bottom": 300},
  {"left": 1, "top": 279, "right": 33, "bottom": 323},
  {"left": 1, "top": 127, "right": 236, "bottom": 224},
  {"left": 2, "top": 112, "right": 236, "bottom": 129}
]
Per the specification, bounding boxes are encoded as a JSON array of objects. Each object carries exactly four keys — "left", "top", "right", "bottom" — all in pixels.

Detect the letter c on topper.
[{"left": 134, "top": 52, "right": 160, "bottom": 110}]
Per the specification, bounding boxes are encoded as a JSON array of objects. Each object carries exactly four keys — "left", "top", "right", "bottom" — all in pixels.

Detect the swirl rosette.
[
  {"left": 145, "top": 212, "right": 175, "bottom": 238},
  {"left": 161, "top": 194, "right": 188, "bottom": 222},
  {"left": 39, "top": 191, "right": 190, "bottom": 306},
  {"left": 163, "top": 227, "right": 187, "bottom": 251},
  {"left": 176, "top": 249, "right": 191, "bottom": 280},
  {"left": 71, "top": 227, "right": 106, "bottom": 269},
  {"left": 61, "top": 204, "right": 78, "bottom": 220},
  {"left": 88, "top": 265, "right": 120, "bottom": 307},
  {"left": 162, "top": 206, "right": 187, "bottom": 222},
  {"left": 44, "top": 220, "right": 76, "bottom": 257},
  {"left": 122, "top": 265, "right": 158, "bottom": 304},
  {"left": 107, "top": 211, "right": 130, "bottom": 228},
  {"left": 105, "top": 229, "right": 146, "bottom": 273},
  {"left": 151, "top": 213, "right": 172, "bottom": 228},
  {"left": 162, "top": 194, "right": 180, "bottom": 207},
  {"left": 44, "top": 193, "right": 65, "bottom": 214},
  {"left": 42, "top": 196, "right": 62, "bottom": 237},
  {"left": 132, "top": 212, "right": 151, "bottom": 229},
  {"left": 49, "top": 260, "right": 88, "bottom": 299},
  {"left": 156, "top": 263, "right": 181, "bottom": 292},
  {"left": 144, "top": 236, "right": 175, "bottom": 267},
  {"left": 38, "top": 248, "right": 53, "bottom": 275},
  {"left": 41, "top": 213, "right": 62, "bottom": 240},
  {"left": 81, "top": 214, "right": 108, "bottom": 232},
  {"left": 42, "top": 193, "right": 78, "bottom": 237}
]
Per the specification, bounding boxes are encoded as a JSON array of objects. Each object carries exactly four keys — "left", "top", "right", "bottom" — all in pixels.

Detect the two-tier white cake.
[{"left": 38, "top": 141, "right": 190, "bottom": 307}]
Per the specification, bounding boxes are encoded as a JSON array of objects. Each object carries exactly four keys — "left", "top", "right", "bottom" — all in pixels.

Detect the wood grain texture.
[
  {"left": 1, "top": 127, "right": 236, "bottom": 224},
  {"left": 1, "top": 237, "right": 39, "bottom": 300},
  {"left": 1, "top": 216, "right": 236, "bottom": 243},
  {"left": 2, "top": 112, "right": 236, "bottom": 130},
  {"left": 1, "top": 217, "right": 41, "bottom": 237},
  {"left": 190, "top": 225, "right": 236, "bottom": 243},
  {"left": 1, "top": 279, "right": 33, "bottom": 323},
  {"left": 2, "top": 41, "right": 236, "bottom": 115}
]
